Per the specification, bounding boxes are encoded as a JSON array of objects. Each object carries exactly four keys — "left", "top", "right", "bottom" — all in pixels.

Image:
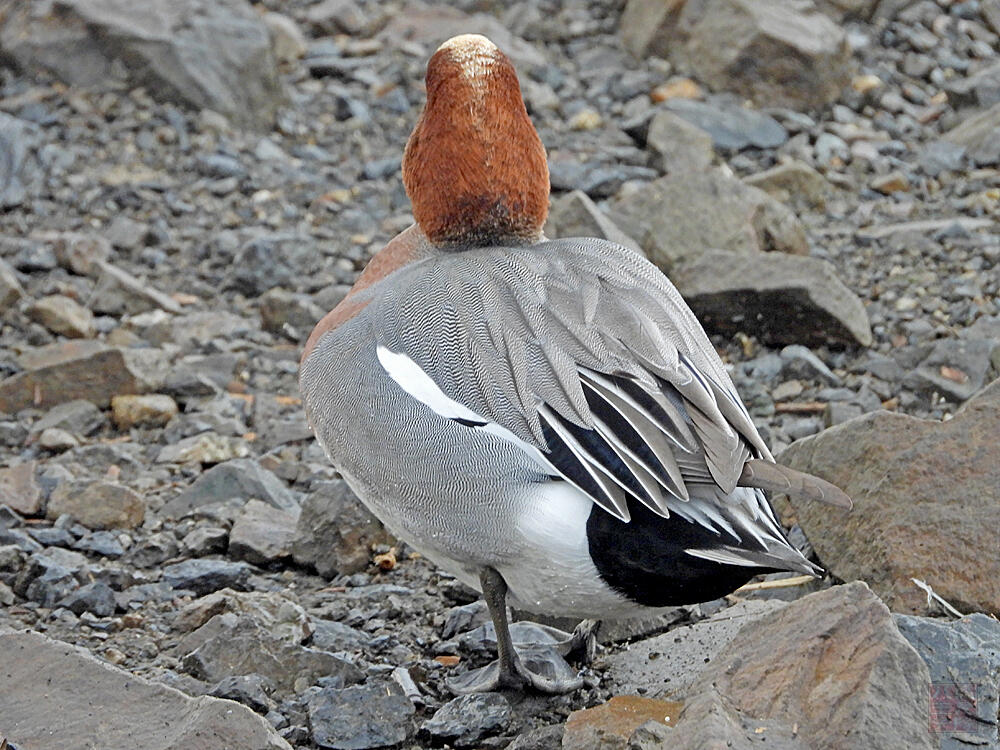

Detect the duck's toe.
[{"left": 448, "top": 645, "right": 583, "bottom": 695}]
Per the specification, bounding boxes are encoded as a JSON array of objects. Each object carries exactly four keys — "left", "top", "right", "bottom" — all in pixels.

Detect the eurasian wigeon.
[{"left": 300, "top": 33, "right": 851, "bottom": 694}]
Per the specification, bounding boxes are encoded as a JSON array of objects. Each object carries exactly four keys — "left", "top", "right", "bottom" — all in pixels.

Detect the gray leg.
[{"left": 447, "top": 567, "right": 584, "bottom": 695}]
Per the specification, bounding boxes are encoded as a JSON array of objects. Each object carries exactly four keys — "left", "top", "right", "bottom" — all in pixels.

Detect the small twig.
[
  {"left": 774, "top": 401, "right": 827, "bottom": 414},
  {"left": 911, "top": 578, "right": 964, "bottom": 618},
  {"left": 735, "top": 574, "right": 815, "bottom": 592}
]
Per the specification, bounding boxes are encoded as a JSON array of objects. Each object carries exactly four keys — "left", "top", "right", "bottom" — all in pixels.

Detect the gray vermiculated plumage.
[{"left": 302, "top": 239, "right": 815, "bottom": 588}]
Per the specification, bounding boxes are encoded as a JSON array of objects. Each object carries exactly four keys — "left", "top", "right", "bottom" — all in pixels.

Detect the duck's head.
[{"left": 402, "top": 34, "right": 549, "bottom": 248}]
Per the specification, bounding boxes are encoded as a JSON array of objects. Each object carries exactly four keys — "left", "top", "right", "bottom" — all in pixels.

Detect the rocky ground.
[{"left": 1, "top": 0, "right": 999, "bottom": 748}]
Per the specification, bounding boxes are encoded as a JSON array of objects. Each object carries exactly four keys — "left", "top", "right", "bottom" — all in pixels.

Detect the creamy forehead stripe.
[{"left": 437, "top": 33, "right": 498, "bottom": 82}]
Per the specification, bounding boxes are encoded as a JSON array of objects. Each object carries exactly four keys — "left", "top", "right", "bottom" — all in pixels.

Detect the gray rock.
[
  {"left": 895, "top": 613, "right": 1000, "bottom": 750},
  {"left": 15, "top": 547, "right": 87, "bottom": 604},
  {"left": 164, "top": 458, "right": 300, "bottom": 518},
  {"left": 743, "top": 159, "right": 831, "bottom": 211},
  {"left": 673, "top": 249, "right": 873, "bottom": 346},
  {"left": 919, "top": 140, "right": 968, "bottom": 176},
  {"left": 545, "top": 190, "right": 642, "bottom": 253},
  {"left": 682, "top": 583, "right": 935, "bottom": 749},
  {"left": 0, "top": 0, "right": 286, "bottom": 129},
  {"left": 155, "top": 432, "right": 250, "bottom": 465},
  {"left": 26, "top": 295, "right": 96, "bottom": 338},
  {"left": 57, "top": 581, "right": 117, "bottom": 616},
  {"left": 89, "top": 261, "right": 184, "bottom": 315},
  {"left": 124, "top": 532, "right": 179, "bottom": 568},
  {"left": 259, "top": 288, "right": 325, "bottom": 338},
  {"left": 162, "top": 559, "right": 251, "bottom": 595},
  {"left": 943, "top": 102, "right": 1000, "bottom": 166},
  {"left": 292, "top": 480, "right": 393, "bottom": 578},
  {"left": 946, "top": 61, "right": 1000, "bottom": 109},
  {"left": 30, "top": 399, "right": 106, "bottom": 437},
  {"left": 178, "top": 611, "right": 363, "bottom": 694},
  {"left": 664, "top": 97, "right": 787, "bottom": 151},
  {"left": 622, "top": 0, "right": 851, "bottom": 109},
  {"left": 646, "top": 109, "right": 715, "bottom": 172},
  {"left": 229, "top": 500, "right": 300, "bottom": 564},
  {"left": 607, "top": 172, "right": 808, "bottom": 272},
  {"left": 0, "top": 341, "right": 159, "bottom": 412},
  {"left": 778, "top": 387, "right": 1000, "bottom": 615},
  {"left": 0, "top": 462, "right": 42, "bottom": 516},
  {"left": 47, "top": 480, "right": 144, "bottom": 530},
  {"left": 606, "top": 599, "right": 787, "bottom": 698},
  {"left": 421, "top": 693, "right": 511, "bottom": 746},
  {"left": 0, "top": 630, "right": 290, "bottom": 749},
  {"left": 507, "top": 725, "right": 563, "bottom": 750},
  {"left": 666, "top": 687, "right": 810, "bottom": 749},
  {"left": 181, "top": 526, "right": 229, "bottom": 556},
  {"left": 72, "top": 530, "right": 126, "bottom": 557},
  {"left": 209, "top": 673, "right": 277, "bottom": 714},
  {"left": 779, "top": 345, "right": 842, "bottom": 386},
  {"left": 0, "top": 112, "right": 42, "bottom": 208},
  {"left": 0, "top": 257, "right": 25, "bottom": 309},
  {"left": 903, "top": 338, "right": 999, "bottom": 403},
  {"left": 310, "top": 619, "right": 370, "bottom": 651},
  {"left": 308, "top": 681, "right": 415, "bottom": 750}
]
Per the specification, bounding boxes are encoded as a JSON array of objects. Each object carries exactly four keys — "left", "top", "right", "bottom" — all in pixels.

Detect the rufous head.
[{"left": 402, "top": 34, "right": 549, "bottom": 247}]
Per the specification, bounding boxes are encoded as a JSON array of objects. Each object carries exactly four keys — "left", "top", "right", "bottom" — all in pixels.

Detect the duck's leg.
[{"left": 447, "top": 567, "right": 584, "bottom": 695}]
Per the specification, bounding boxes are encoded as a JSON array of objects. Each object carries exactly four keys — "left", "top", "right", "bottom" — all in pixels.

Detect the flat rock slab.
[
  {"left": 608, "top": 171, "right": 807, "bottom": 272},
  {"left": 606, "top": 599, "right": 787, "bottom": 698},
  {"left": 0, "top": 629, "right": 290, "bottom": 750},
  {"left": 673, "top": 249, "right": 873, "bottom": 346},
  {"left": 778, "top": 383, "right": 1000, "bottom": 614}
]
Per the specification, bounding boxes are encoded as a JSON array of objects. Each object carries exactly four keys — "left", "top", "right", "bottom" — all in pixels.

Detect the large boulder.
[
  {"left": 0, "top": 0, "right": 285, "bottom": 129},
  {"left": 672, "top": 249, "right": 873, "bottom": 346},
  {"left": 778, "top": 382, "right": 1000, "bottom": 614},
  {"left": 621, "top": 0, "right": 852, "bottom": 109},
  {"left": 678, "top": 583, "right": 935, "bottom": 749}
]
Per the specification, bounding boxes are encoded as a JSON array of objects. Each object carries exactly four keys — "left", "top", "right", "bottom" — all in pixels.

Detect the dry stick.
[
  {"left": 911, "top": 577, "right": 964, "bottom": 618},
  {"left": 735, "top": 574, "right": 816, "bottom": 592}
]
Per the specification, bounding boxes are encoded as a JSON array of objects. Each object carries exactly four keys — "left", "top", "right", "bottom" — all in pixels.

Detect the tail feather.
[{"left": 739, "top": 459, "right": 853, "bottom": 509}]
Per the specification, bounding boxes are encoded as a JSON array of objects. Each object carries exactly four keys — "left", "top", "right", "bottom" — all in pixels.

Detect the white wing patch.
[{"left": 376, "top": 345, "right": 556, "bottom": 474}]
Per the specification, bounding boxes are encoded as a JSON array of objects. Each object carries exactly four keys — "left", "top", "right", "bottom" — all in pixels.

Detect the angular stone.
[
  {"left": 778, "top": 387, "right": 1000, "bottom": 614},
  {"left": 608, "top": 172, "right": 807, "bottom": 272},
  {"left": 380, "top": 2, "right": 545, "bottom": 70},
  {"left": 259, "top": 288, "right": 325, "bottom": 337},
  {"left": 895, "top": 613, "right": 1000, "bottom": 750},
  {"left": 664, "top": 97, "right": 788, "bottom": 150},
  {"left": 0, "top": 462, "right": 42, "bottom": 515},
  {"left": 545, "top": 190, "right": 641, "bottom": 253},
  {"left": 163, "top": 458, "right": 299, "bottom": 518},
  {"left": 44, "top": 231, "right": 112, "bottom": 275},
  {"left": 57, "top": 580, "right": 117, "bottom": 616},
  {"left": 0, "top": 0, "right": 286, "bottom": 129},
  {"left": 0, "top": 630, "right": 290, "bottom": 749},
  {"left": 0, "top": 341, "right": 156, "bottom": 412},
  {"left": 684, "top": 583, "right": 934, "bottom": 749},
  {"left": 0, "top": 257, "right": 25, "bottom": 309},
  {"left": 422, "top": 693, "right": 511, "bottom": 747},
  {"left": 228, "top": 500, "right": 300, "bottom": 564},
  {"left": 47, "top": 481, "right": 144, "bottom": 530},
  {"left": 155, "top": 432, "right": 250, "bottom": 465},
  {"left": 174, "top": 589, "right": 311, "bottom": 643},
  {"left": 111, "top": 394, "right": 179, "bottom": 428},
  {"left": 606, "top": 599, "right": 788, "bottom": 698},
  {"left": 178, "top": 612, "right": 363, "bottom": 694},
  {"left": 262, "top": 11, "right": 306, "bottom": 65},
  {"left": 292, "top": 480, "right": 393, "bottom": 578},
  {"left": 563, "top": 696, "right": 681, "bottom": 750},
  {"left": 666, "top": 688, "right": 809, "bottom": 750},
  {"left": 672, "top": 249, "right": 873, "bottom": 346},
  {"left": 943, "top": 102, "right": 1000, "bottom": 166},
  {"left": 30, "top": 399, "right": 106, "bottom": 437},
  {"left": 26, "top": 295, "right": 96, "bottom": 338},
  {"left": 162, "top": 559, "right": 252, "bottom": 596},
  {"left": 308, "top": 681, "right": 415, "bottom": 750},
  {"left": 945, "top": 61, "right": 1000, "bottom": 109},
  {"left": 0, "top": 112, "right": 42, "bottom": 209},
  {"left": 37, "top": 427, "right": 78, "bottom": 451},
  {"left": 89, "top": 261, "right": 184, "bottom": 315},
  {"left": 646, "top": 110, "right": 714, "bottom": 173},
  {"left": 743, "top": 159, "right": 831, "bottom": 211},
  {"left": 903, "top": 338, "right": 999, "bottom": 403},
  {"left": 622, "top": 0, "right": 851, "bottom": 109}
]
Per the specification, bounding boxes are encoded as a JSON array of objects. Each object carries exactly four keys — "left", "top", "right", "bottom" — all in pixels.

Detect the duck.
[{"left": 299, "top": 33, "right": 852, "bottom": 694}]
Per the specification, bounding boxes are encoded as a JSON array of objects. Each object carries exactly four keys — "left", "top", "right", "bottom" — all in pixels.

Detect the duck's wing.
[{"left": 371, "top": 238, "right": 848, "bottom": 569}]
